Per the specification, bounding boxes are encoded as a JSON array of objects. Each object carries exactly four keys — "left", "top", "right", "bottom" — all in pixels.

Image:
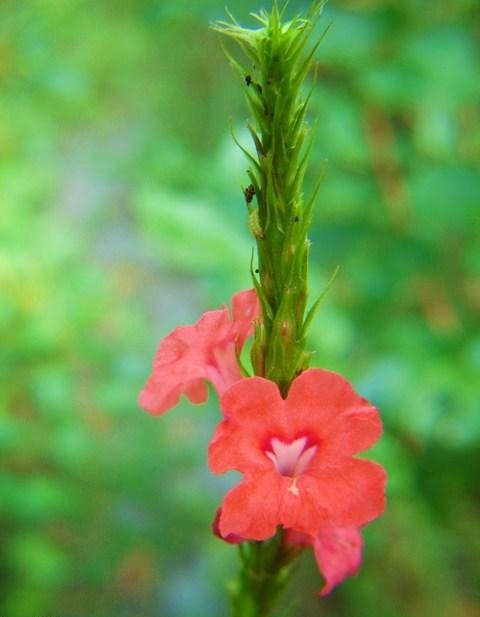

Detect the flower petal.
[
  {"left": 138, "top": 379, "right": 184, "bottom": 416},
  {"left": 284, "top": 525, "right": 364, "bottom": 595},
  {"left": 194, "top": 307, "right": 232, "bottom": 340},
  {"left": 314, "top": 403, "right": 383, "bottom": 467},
  {"left": 218, "top": 471, "right": 282, "bottom": 541},
  {"left": 286, "top": 368, "right": 383, "bottom": 464},
  {"left": 286, "top": 368, "right": 366, "bottom": 433},
  {"left": 314, "top": 526, "right": 363, "bottom": 596},
  {"left": 279, "top": 475, "right": 330, "bottom": 536},
  {"left": 212, "top": 508, "right": 245, "bottom": 544},
  {"left": 184, "top": 379, "right": 208, "bottom": 405},
  {"left": 231, "top": 288, "right": 260, "bottom": 349},
  {"left": 208, "top": 419, "right": 270, "bottom": 474},
  {"left": 283, "top": 529, "right": 311, "bottom": 548},
  {"left": 332, "top": 405, "right": 383, "bottom": 456},
  {"left": 138, "top": 327, "right": 206, "bottom": 415},
  {"left": 207, "top": 342, "right": 243, "bottom": 395},
  {"left": 220, "top": 377, "right": 287, "bottom": 433},
  {"left": 307, "top": 459, "right": 386, "bottom": 528}
]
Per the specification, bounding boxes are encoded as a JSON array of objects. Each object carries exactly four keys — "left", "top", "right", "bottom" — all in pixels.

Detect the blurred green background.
[{"left": 1, "top": 0, "right": 479, "bottom": 616}]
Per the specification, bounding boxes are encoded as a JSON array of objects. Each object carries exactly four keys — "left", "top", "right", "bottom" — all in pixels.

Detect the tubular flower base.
[
  {"left": 209, "top": 369, "right": 386, "bottom": 541},
  {"left": 139, "top": 289, "right": 259, "bottom": 415}
]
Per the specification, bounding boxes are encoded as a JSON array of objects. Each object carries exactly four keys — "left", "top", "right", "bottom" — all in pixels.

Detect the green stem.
[{"left": 230, "top": 532, "right": 301, "bottom": 617}]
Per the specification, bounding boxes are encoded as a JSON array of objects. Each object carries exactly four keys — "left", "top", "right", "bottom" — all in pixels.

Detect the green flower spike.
[{"left": 213, "top": 0, "right": 330, "bottom": 396}]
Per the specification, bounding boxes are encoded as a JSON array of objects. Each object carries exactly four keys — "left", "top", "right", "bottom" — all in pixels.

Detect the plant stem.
[{"left": 230, "top": 531, "right": 301, "bottom": 617}]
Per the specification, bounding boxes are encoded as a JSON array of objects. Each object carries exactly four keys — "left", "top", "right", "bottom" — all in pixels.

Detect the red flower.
[
  {"left": 209, "top": 368, "right": 386, "bottom": 541},
  {"left": 139, "top": 289, "right": 259, "bottom": 415},
  {"left": 285, "top": 525, "right": 363, "bottom": 596}
]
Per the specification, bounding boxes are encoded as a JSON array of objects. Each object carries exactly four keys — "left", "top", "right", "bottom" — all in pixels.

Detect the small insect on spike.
[
  {"left": 248, "top": 208, "right": 264, "bottom": 239},
  {"left": 245, "top": 74, "right": 252, "bottom": 86},
  {"left": 244, "top": 184, "right": 256, "bottom": 204}
]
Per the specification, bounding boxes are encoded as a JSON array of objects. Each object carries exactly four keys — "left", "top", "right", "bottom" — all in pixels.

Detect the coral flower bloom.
[
  {"left": 209, "top": 369, "right": 386, "bottom": 541},
  {"left": 139, "top": 289, "right": 259, "bottom": 415}
]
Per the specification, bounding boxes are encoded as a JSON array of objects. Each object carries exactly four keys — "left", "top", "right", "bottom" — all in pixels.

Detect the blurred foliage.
[{"left": 1, "top": 1, "right": 479, "bottom": 616}]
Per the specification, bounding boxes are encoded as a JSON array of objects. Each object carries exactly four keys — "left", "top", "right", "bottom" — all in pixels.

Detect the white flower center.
[{"left": 266, "top": 436, "right": 317, "bottom": 478}]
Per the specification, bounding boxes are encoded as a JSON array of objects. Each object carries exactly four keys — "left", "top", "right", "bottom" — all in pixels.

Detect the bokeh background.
[{"left": 1, "top": 0, "right": 479, "bottom": 616}]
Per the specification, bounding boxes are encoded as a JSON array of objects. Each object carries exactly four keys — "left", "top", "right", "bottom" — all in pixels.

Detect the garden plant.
[
  {"left": 140, "top": 3, "right": 386, "bottom": 614},
  {"left": 2, "top": 0, "right": 478, "bottom": 616}
]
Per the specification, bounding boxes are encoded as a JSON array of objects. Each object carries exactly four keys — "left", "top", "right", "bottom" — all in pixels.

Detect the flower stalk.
[
  {"left": 213, "top": 2, "right": 328, "bottom": 614},
  {"left": 230, "top": 533, "right": 301, "bottom": 617}
]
